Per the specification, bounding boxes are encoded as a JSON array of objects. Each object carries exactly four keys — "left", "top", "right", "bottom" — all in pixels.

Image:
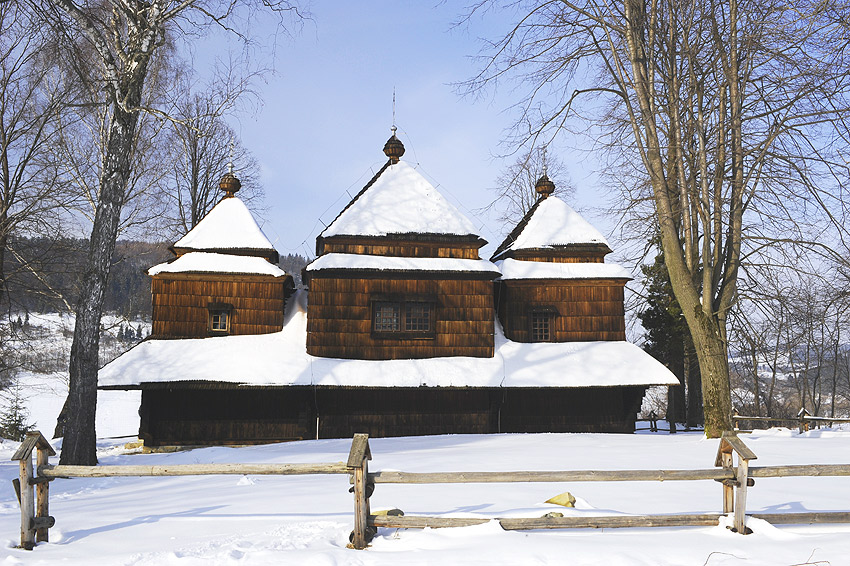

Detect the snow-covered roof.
[
  {"left": 496, "top": 258, "right": 631, "bottom": 281},
  {"left": 320, "top": 161, "right": 479, "bottom": 239},
  {"left": 99, "top": 290, "right": 678, "bottom": 389},
  {"left": 173, "top": 197, "right": 276, "bottom": 253},
  {"left": 306, "top": 253, "right": 500, "bottom": 275},
  {"left": 493, "top": 197, "right": 610, "bottom": 260},
  {"left": 149, "top": 252, "right": 288, "bottom": 278}
]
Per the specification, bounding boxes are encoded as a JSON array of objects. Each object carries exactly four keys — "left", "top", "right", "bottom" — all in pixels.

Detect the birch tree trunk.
[{"left": 63, "top": 93, "right": 144, "bottom": 464}]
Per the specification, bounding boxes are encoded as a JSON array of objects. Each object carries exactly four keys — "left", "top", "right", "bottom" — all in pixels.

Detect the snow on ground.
[
  {"left": 19, "top": 371, "right": 140, "bottom": 440},
  {"left": 1, "top": 427, "right": 850, "bottom": 565},
  {"left": 2, "top": 312, "right": 147, "bottom": 440}
]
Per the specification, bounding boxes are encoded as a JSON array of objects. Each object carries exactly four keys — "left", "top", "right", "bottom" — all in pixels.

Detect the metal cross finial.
[
  {"left": 228, "top": 137, "right": 235, "bottom": 175},
  {"left": 542, "top": 146, "right": 548, "bottom": 176},
  {"left": 392, "top": 88, "right": 397, "bottom": 135}
]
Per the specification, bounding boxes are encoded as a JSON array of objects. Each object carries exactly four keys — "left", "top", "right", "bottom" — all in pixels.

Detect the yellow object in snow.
[
  {"left": 545, "top": 492, "right": 576, "bottom": 508},
  {"left": 373, "top": 508, "right": 404, "bottom": 516}
]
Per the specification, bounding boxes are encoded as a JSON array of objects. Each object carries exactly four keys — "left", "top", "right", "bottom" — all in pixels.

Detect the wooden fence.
[
  {"left": 733, "top": 408, "right": 850, "bottom": 433},
  {"left": 10, "top": 430, "right": 850, "bottom": 551}
]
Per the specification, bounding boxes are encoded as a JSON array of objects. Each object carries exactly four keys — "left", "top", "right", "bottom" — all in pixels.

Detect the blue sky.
[{"left": 204, "top": 2, "right": 604, "bottom": 259}]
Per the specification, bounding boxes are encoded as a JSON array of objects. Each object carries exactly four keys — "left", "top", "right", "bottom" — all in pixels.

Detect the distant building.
[{"left": 100, "top": 132, "right": 677, "bottom": 447}]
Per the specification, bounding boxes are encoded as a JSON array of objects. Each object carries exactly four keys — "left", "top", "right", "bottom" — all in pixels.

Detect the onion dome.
[
  {"left": 219, "top": 172, "right": 241, "bottom": 197},
  {"left": 383, "top": 126, "right": 405, "bottom": 164},
  {"left": 535, "top": 173, "right": 555, "bottom": 198}
]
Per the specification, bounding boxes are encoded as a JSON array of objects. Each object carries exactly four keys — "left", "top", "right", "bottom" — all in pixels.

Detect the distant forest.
[{"left": 3, "top": 237, "right": 308, "bottom": 317}]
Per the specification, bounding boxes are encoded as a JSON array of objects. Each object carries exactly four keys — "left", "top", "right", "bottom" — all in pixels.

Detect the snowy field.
[
  {"left": 2, "top": 423, "right": 850, "bottom": 565},
  {"left": 4, "top": 314, "right": 850, "bottom": 565}
]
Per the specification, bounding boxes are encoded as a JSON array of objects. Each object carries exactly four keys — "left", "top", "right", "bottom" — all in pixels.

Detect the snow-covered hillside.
[
  {"left": 2, "top": 312, "right": 148, "bottom": 439},
  {"left": 2, "top": 430, "right": 850, "bottom": 565}
]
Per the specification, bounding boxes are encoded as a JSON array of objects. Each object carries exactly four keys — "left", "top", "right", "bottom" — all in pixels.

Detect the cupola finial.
[
  {"left": 534, "top": 146, "right": 555, "bottom": 198},
  {"left": 219, "top": 138, "right": 241, "bottom": 197},
  {"left": 383, "top": 92, "right": 405, "bottom": 163}
]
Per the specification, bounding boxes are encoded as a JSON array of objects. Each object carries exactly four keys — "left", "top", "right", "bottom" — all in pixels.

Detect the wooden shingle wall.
[
  {"left": 508, "top": 250, "right": 606, "bottom": 263},
  {"left": 151, "top": 274, "right": 286, "bottom": 338},
  {"left": 318, "top": 234, "right": 484, "bottom": 259},
  {"left": 496, "top": 279, "right": 627, "bottom": 342},
  {"left": 306, "top": 276, "right": 495, "bottom": 359},
  {"left": 138, "top": 385, "right": 647, "bottom": 446},
  {"left": 321, "top": 239, "right": 480, "bottom": 259}
]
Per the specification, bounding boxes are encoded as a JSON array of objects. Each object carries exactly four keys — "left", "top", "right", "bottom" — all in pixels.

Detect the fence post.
[
  {"left": 10, "top": 432, "right": 56, "bottom": 550},
  {"left": 35, "top": 442, "right": 52, "bottom": 543},
  {"left": 798, "top": 408, "right": 810, "bottom": 434},
  {"left": 347, "top": 433, "right": 373, "bottom": 550},
  {"left": 715, "top": 432, "right": 757, "bottom": 534},
  {"left": 714, "top": 440, "right": 735, "bottom": 515}
]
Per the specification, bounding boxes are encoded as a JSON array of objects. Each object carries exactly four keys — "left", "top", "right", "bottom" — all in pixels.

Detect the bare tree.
[
  {"left": 485, "top": 147, "right": 572, "bottom": 227},
  {"left": 164, "top": 66, "right": 263, "bottom": 236},
  {"left": 0, "top": 2, "right": 78, "bottom": 303},
  {"left": 29, "top": 0, "right": 303, "bottom": 465},
  {"left": 464, "top": 0, "right": 850, "bottom": 436}
]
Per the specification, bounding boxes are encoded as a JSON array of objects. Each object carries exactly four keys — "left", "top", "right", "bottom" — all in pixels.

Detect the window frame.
[
  {"left": 208, "top": 302, "right": 234, "bottom": 335},
  {"left": 370, "top": 295, "right": 436, "bottom": 339},
  {"left": 529, "top": 306, "right": 558, "bottom": 342}
]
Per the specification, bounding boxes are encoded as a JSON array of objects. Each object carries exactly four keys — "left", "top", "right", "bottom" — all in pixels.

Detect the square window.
[
  {"left": 405, "top": 302, "right": 431, "bottom": 332},
  {"left": 531, "top": 310, "right": 553, "bottom": 342},
  {"left": 211, "top": 311, "right": 229, "bottom": 332},
  {"left": 371, "top": 297, "right": 435, "bottom": 338},
  {"left": 374, "top": 302, "right": 400, "bottom": 332},
  {"left": 208, "top": 303, "right": 233, "bottom": 335}
]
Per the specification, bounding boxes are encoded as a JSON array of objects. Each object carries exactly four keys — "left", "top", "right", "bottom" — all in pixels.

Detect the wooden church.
[{"left": 99, "top": 132, "right": 677, "bottom": 448}]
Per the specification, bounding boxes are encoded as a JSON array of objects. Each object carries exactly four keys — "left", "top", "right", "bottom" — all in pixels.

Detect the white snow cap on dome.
[
  {"left": 321, "top": 161, "right": 479, "bottom": 238},
  {"left": 507, "top": 197, "right": 609, "bottom": 251},
  {"left": 174, "top": 197, "right": 276, "bottom": 252},
  {"left": 149, "top": 252, "right": 288, "bottom": 277}
]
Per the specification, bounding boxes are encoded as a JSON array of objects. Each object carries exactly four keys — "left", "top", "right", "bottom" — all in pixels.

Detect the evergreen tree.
[
  {"left": 638, "top": 250, "right": 703, "bottom": 427},
  {"left": 0, "top": 377, "right": 34, "bottom": 442}
]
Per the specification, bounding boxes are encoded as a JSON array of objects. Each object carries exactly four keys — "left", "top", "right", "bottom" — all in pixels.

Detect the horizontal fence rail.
[
  {"left": 10, "top": 430, "right": 850, "bottom": 552},
  {"left": 38, "top": 462, "right": 349, "bottom": 478},
  {"left": 368, "top": 469, "right": 736, "bottom": 484},
  {"left": 733, "top": 408, "right": 850, "bottom": 433}
]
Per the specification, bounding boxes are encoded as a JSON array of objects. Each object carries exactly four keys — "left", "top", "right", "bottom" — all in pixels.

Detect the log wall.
[
  {"left": 151, "top": 274, "right": 287, "bottom": 338},
  {"left": 321, "top": 238, "right": 480, "bottom": 259},
  {"left": 507, "top": 251, "right": 606, "bottom": 263},
  {"left": 306, "top": 276, "right": 495, "bottom": 359},
  {"left": 496, "top": 279, "right": 626, "bottom": 342},
  {"left": 138, "top": 385, "right": 646, "bottom": 446}
]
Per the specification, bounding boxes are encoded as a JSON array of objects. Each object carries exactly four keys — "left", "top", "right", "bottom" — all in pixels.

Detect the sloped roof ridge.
[
  {"left": 490, "top": 197, "right": 545, "bottom": 261},
  {"left": 317, "top": 160, "right": 392, "bottom": 240},
  {"left": 319, "top": 160, "right": 480, "bottom": 241},
  {"left": 173, "top": 196, "right": 276, "bottom": 253},
  {"left": 491, "top": 196, "right": 610, "bottom": 261}
]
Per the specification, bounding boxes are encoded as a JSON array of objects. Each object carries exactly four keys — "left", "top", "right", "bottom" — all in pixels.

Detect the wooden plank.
[
  {"left": 19, "top": 459, "right": 34, "bottom": 549},
  {"left": 751, "top": 512, "right": 850, "bottom": 524},
  {"left": 38, "top": 462, "right": 348, "bottom": 478},
  {"left": 370, "top": 515, "right": 490, "bottom": 528},
  {"left": 347, "top": 434, "right": 372, "bottom": 468},
  {"left": 499, "top": 514, "right": 723, "bottom": 530},
  {"left": 721, "top": 432, "right": 757, "bottom": 461},
  {"left": 748, "top": 464, "right": 850, "bottom": 477},
  {"left": 734, "top": 458, "right": 749, "bottom": 533},
  {"left": 351, "top": 445, "right": 371, "bottom": 550},
  {"left": 368, "top": 469, "right": 734, "bottom": 484},
  {"left": 35, "top": 446, "right": 50, "bottom": 542},
  {"left": 11, "top": 431, "right": 53, "bottom": 461},
  {"left": 721, "top": 452, "right": 734, "bottom": 514},
  {"left": 369, "top": 514, "right": 723, "bottom": 530}
]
